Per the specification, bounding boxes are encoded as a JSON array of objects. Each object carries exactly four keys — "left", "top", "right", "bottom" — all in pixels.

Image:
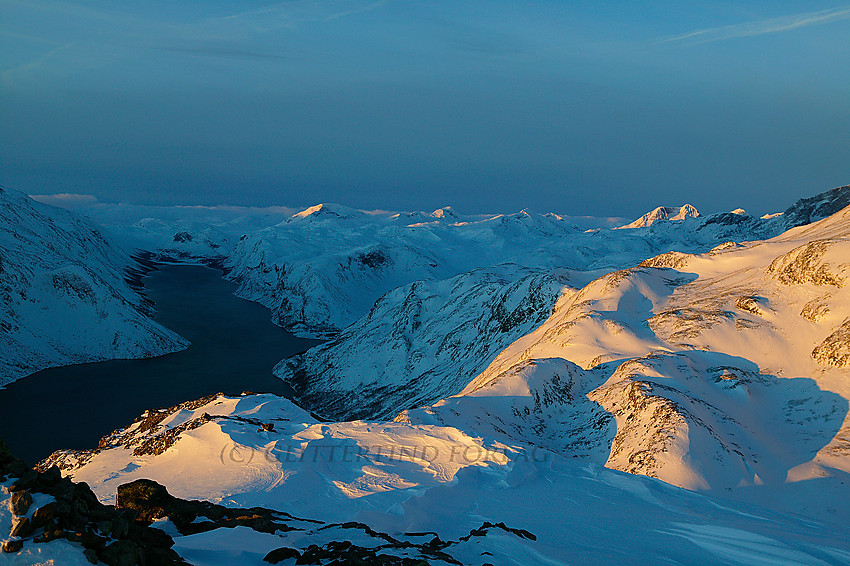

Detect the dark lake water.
[{"left": 0, "top": 264, "right": 321, "bottom": 466}]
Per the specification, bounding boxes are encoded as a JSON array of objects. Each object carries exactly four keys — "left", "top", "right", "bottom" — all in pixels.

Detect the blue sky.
[{"left": 1, "top": 1, "right": 849, "bottom": 217}]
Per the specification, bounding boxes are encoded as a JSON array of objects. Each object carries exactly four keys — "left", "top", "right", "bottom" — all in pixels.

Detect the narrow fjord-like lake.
[{"left": 0, "top": 264, "right": 321, "bottom": 465}]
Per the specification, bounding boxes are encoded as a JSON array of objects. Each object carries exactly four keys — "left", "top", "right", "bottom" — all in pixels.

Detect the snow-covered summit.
[
  {"left": 617, "top": 204, "right": 700, "bottom": 229},
  {"left": 429, "top": 206, "right": 459, "bottom": 219},
  {"left": 289, "top": 202, "right": 361, "bottom": 221}
]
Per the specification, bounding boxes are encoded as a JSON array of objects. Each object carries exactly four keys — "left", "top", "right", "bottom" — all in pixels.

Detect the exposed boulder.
[{"left": 10, "top": 490, "right": 32, "bottom": 515}]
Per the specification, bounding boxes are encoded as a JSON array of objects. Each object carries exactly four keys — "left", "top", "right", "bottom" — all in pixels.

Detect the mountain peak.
[
  {"left": 430, "top": 206, "right": 458, "bottom": 219},
  {"left": 291, "top": 203, "right": 358, "bottom": 221},
  {"left": 617, "top": 204, "right": 700, "bottom": 229}
]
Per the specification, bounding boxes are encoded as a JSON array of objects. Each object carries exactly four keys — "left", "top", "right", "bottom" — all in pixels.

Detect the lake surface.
[{"left": 0, "top": 264, "right": 322, "bottom": 465}]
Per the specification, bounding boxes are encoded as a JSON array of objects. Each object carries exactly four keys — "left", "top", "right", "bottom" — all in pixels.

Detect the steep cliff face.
[
  {"left": 0, "top": 188, "right": 187, "bottom": 385},
  {"left": 276, "top": 265, "right": 574, "bottom": 420}
]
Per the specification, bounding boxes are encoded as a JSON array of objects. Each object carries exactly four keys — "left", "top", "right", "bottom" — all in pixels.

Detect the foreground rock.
[{"left": 1, "top": 438, "right": 187, "bottom": 565}]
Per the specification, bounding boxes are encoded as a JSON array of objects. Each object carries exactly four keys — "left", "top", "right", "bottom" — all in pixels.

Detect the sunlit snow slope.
[
  {"left": 277, "top": 186, "right": 850, "bottom": 422},
  {"left": 42, "top": 393, "right": 850, "bottom": 565},
  {"left": 400, "top": 193, "right": 850, "bottom": 504}
]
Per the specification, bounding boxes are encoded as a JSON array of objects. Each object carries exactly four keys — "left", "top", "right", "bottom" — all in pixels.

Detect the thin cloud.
[
  {"left": 659, "top": 6, "right": 850, "bottom": 45},
  {"left": 30, "top": 193, "right": 100, "bottom": 204},
  {"left": 154, "top": 42, "right": 290, "bottom": 61},
  {"left": 201, "top": 0, "right": 394, "bottom": 31},
  {"left": 322, "top": 0, "right": 393, "bottom": 22},
  {"left": 1, "top": 42, "right": 76, "bottom": 84}
]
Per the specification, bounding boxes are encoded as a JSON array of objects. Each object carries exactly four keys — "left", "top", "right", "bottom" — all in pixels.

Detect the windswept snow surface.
[
  {"left": 46, "top": 393, "right": 850, "bottom": 565},
  {"left": 0, "top": 188, "right": 187, "bottom": 385}
]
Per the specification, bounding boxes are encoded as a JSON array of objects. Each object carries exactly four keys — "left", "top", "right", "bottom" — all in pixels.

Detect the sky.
[{"left": 1, "top": 1, "right": 849, "bottom": 218}]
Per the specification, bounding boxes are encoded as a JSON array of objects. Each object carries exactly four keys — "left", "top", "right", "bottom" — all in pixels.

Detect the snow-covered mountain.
[
  {"left": 0, "top": 188, "right": 187, "bottom": 386},
  {"left": 276, "top": 264, "right": 575, "bottom": 420},
  {"left": 48, "top": 184, "right": 848, "bottom": 346},
  {"left": 399, "top": 196, "right": 850, "bottom": 504},
  {"left": 272, "top": 187, "right": 849, "bottom": 421},
  {"left": 224, "top": 206, "right": 581, "bottom": 337},
  {"left": 222, "top": 186, "right": 849, "bottom": 340},
  {"left": 616, "top": 203, "right": 700, "bottom": 229}
]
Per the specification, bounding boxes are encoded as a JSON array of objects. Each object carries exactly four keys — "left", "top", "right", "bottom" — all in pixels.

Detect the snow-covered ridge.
[
  {"left": 272, "top": 186, "right": 850, "bottom": 422},
  {"left": 225, "top": 186, "right": 850, "bottom": 339},
  {"left": 43, "top": 185, "right": 850, "bottom": 345},
  {"left": 276, "top": 265, "right": 575, "bottom": 420},
  {"left": 780, "top": 183, "right": 850, "bottom": 228},
  {"left": 0, "top": 187, "right": 187, "bottom": 385},
  {"left": 225, "top": 206, "right": 581, "bottom": 337}
]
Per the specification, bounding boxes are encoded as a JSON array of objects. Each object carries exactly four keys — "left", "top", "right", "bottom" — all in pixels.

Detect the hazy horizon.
[{"left": 2, "top": 1, "right": 849, "bottom": 218}]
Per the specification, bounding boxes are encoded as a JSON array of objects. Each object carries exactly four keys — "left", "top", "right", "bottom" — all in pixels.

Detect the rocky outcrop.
[
  {"left": 40, "top": 393, "right": 271, "bottom": 471},
  {"left": 801, "top": 296, "right": 831, "bottom": 322},
  {"left": 263, "top": 521, "right": 535, "bottom": 565},
  {"left": 0, "top": 439, "right": 187, "bottom": 565},
  {"left": 117, "top": 478, "right": 537, "bottom": 566},
  {"left": 768, "top": 240, "right": 845, "bottom": 286},
  {"left": 735, "top": 295, "right": 765, "bottom": 316},
  {"left": 115, "top": 479, "right": 303, "bottom": 536},
  {"left": 812, "top": 319, "right": 850, "bottom": 368},
  {"left": 780, "top": 185, "right": 850, "bottom": 228},
  {"left": 649, "top": 305, "right": 736, "bottom": 342},
  {"left": 639, "top": 251, "right": 693, "bottom": 269}
]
